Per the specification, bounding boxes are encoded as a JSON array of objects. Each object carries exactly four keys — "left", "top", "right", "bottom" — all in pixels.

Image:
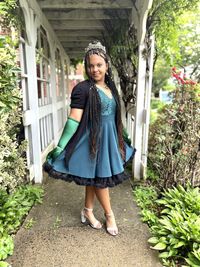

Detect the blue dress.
[{"left": 44, "top": 88, "right": 135, "bottom": 188}]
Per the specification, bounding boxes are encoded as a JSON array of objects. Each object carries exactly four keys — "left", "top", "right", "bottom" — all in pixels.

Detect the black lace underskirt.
[{"left": 43, "top": 161, "right": 130, "bottom": 188}]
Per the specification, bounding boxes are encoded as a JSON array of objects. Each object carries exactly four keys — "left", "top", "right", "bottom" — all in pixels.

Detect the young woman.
[{"left": 44, "top": 41, "right": 136, "bottom": 236}]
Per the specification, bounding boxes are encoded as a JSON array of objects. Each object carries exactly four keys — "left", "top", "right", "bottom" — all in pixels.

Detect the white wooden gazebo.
[{"left": 19, "top": 0, "right": 154, "bottom": 183}]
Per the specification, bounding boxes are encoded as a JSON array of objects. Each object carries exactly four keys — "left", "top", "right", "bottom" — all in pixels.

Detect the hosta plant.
[
  {"left": 133, "top": 184, "right": 200, "bottom": 266},
  {"left": 150, "top": 185, "right": 200, "bottom": 266}
]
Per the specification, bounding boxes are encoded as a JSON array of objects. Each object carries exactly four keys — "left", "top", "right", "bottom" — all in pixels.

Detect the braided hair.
[{"left": 84, "top": 42, "right": 125, "bottom": 160}]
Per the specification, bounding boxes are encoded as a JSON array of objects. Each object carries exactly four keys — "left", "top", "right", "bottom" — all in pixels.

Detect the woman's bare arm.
[{"left": 69, "top": 108, "right": 84, "bottom": 122}]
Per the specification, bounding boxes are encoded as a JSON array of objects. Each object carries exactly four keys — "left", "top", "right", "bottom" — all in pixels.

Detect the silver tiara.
[{"left": 85, "top": 41, "right": 106, "bottom": 53}]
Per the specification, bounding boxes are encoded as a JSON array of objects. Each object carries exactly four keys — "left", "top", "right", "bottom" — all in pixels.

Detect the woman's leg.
[
  {"left": 83, "top": 186, "right": 102, "bottom": 227},
  {"left": 94, "top": 187, "right": 118, "bottom": 235},
  {"left": 85, "top": 186, "right": 95, "bottom": 209},
  {"left": 94, "top": 187, "right": 111, "bottom": 214}
]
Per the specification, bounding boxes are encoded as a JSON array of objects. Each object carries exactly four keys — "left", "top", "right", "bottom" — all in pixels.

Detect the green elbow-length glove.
[
  {"left": 47, "top": 117, "right": 79, "bottom": 161},
  {"left": 122, "top": 127, "right": 131, "bottom": 146}
]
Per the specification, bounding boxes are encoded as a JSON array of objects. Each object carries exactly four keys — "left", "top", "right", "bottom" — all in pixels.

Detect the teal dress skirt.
[{"left": 44, "top": 89, "right": 136, "bottom": 188}]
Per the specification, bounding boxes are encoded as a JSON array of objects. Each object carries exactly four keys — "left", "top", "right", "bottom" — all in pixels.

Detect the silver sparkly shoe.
[
  {"left": 81, "top": 207, "right": 102, "bottom": 229},
  {"left": 104, "top": 210, "right": 118, "bottom": 236}
]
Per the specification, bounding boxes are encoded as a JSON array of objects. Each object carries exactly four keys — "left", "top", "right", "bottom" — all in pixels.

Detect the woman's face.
[{"left": 87, "top": 54, "right": 108, "bottom": 83}]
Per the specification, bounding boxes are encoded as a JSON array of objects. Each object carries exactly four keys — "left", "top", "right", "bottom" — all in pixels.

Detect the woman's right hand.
[
  {"left": 47, "top": 146, "right": 63, "bottom": 161},
  {"left": 47, "top": 108, "right": 83, "bottom": 162}
]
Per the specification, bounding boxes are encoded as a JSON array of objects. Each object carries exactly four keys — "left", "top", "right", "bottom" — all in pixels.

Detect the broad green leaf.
[
  {"left": 151, "top": 242, "right": 167, "bottom": 250},
  {"left": 0, "top": 261, "right": 10, "bottom": 267},
  {"left": 148, "top": 237, "right": 159, "bottom": 244},
  {"left": 173, "top": 241, "right": 185, "bottom": 248},
  {"left": 159, "top": 251, "right": 170, "bottom": 258},
  {"left": 185, "top": 257, "right": 200, "bottom": 267}
]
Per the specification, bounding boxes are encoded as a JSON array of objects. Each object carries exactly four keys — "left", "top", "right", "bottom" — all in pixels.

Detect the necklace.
[
  {"left": 103, "top": 84, "right": 110, "bottom": 90},
  {"left": 96, "top": 83, "right": 109, "bottom": 90},
  {"left": 96, "top": 83, "right": 112, "bottom": 99}
]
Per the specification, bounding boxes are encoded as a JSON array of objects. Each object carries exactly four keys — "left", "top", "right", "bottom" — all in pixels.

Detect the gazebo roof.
[{"left": 37, "top": 0, "right": 153, "bottom": 58}]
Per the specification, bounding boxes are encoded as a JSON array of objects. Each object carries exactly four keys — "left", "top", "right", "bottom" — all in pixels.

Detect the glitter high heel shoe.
[
  {"left": 81, "top": 207, "right": 102, "bottom": 229},
  {"left": 104, "top": 210, "right": 118, "bottom": 236}
]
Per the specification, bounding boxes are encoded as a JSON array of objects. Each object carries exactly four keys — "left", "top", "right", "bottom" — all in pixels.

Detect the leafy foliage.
[
  {"left": 0, "top": 36, "right": 20, "bottom": 114},
  {"left": 148, "top": 0, "right": 200, "bottom": 81},
  {"left": 173, "top": 10, "right": 200, "bottom": 81},
  {"left": 148, "top": 0, "right": 199, "bottom": 37},
  {"left": 152, "top": 58, "right": 175, "bottom": 95},
  {"left": 0, "top": 2, "right": 27, "bottom": 192},
  {"left": 133, "top": 186, "right": 159, "bottom": 226},
  {"left": 150, "top": 98, "right": 166, "bottom": 123},
  {"left": 148, "top": 68, "right": 200, "bottom": 189},
  {"left": 0, "top": 36, "right": 27, "bottom": 192},
  {"left": 0, "top": 185, "right": 44, "bottom": 262},
  {"left": 133, "top": 184, "right": 200, "bottom": 266},
  {"left": 102, "top": 10, "right": 138, "bottom": 108},
  {"left": 101, "top": 0, "right": 200, "bottom": 111},
  {"left": 0, "top": 1, "right": 29, "bottom": 264},
  {"left": 0, "top": 260, "right": 10, "bottom": 267},
  {"left": 0, "top": 0, "right": 21, "bottom": 29}
]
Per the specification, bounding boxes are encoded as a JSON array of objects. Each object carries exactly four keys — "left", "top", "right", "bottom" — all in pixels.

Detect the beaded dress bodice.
[{"left": 97, "top": 89, "right": 116, "bottom": 116}]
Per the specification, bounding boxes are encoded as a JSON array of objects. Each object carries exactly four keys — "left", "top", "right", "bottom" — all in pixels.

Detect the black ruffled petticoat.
[{"left": 43, "top": 158, "right": 133, "bottom": 188}]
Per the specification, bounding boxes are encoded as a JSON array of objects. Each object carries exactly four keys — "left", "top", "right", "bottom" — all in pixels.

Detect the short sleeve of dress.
[{"left": 70, "top": 83, "right": 88, "bottom": 109}]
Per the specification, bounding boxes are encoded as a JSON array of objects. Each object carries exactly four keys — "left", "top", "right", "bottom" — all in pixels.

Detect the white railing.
[
  {"left": 19, "top": 36, "right": 68, "bottom": 183},
  {"left": 39, "top": 114, "right": 53, "bottom": 152}
]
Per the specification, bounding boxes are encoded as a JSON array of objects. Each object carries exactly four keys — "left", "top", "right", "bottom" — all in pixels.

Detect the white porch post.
[
  {"left": 20, "top": 0, "right": 43, "bottom": 183},
  {"left": 133, "top": 43, "right": 147, "bottom": 179},
  {"left": 49, "top": 44, "right": 59, "bottom": 146},
  {"left": 142, "top": 35, "right": 155, "bottom": 171},
  {"left": 131, "top": 0, "right": 154, "bottom": 180},
  {"left": 25, "top": 45, "right": 43, "bottom": 183}
]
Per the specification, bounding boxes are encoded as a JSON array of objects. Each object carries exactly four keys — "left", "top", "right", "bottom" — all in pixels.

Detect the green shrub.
[
  {"left": 150, "top": 99, "right": 165, "bottom": 123},
  {"left": 0, "top": 234, "right": 13, "bottom": 261},
  {"left": 151, "top": 99, "right": 165, "bottom": 110},
  {"left": 146, "top": 168, "right": 159, "bottom": 183},
  {"left": 0, "top": 0, "right": 20, "bottom": 29},
  {"left": 148, "top": 68, "right": 200, "bottom": 189},
  {"left": 0, "top": 28, "right": 27, "bottom": 192},
  {"left": 0, "top": 185, "right": 44, "bottom": 262},
  {"left": 133, "top": 186, "right": 159, "bottom": 226},
  {"left": 0, "top": 36, "right": 21, "bottom": 114},
  {"left": 133, "top": 184, "right": 200, "bottom": 266},
  {"left": 133, "top": 185, "right": 158, "bottom": 210}
]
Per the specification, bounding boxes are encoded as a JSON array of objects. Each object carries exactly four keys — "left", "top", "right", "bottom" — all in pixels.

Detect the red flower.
[
  {"left": 179, "top": 77, "right": 185, "bottom": 85},
  {"left": 190, "top": 80, "right": 196, "bottom": 85}
]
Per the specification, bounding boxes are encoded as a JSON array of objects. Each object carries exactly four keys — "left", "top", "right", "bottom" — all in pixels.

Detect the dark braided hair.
[
  {"left": 88, "top": 80, "right": 101, "bottom": 158},
  {"left": 84, "top": 42, "right": 125, "bottom": 160}
]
